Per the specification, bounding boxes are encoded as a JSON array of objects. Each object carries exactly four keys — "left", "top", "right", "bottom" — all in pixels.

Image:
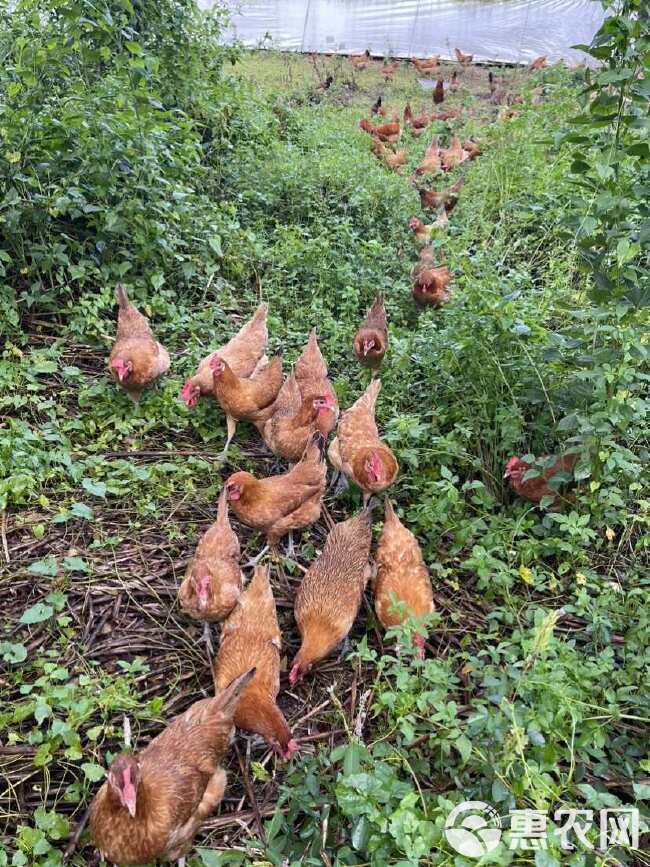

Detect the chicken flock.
[
  {"left": 93, "top": 49, "right": 576, "bottom": 866},
  {"left": 354, "top": 52, "right": 549, "bottom": 308}
]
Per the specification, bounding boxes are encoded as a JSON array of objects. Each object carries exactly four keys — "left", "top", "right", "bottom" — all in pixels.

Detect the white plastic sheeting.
[{"left": 211, "top": 0, "right": 604, "bottom": 64}]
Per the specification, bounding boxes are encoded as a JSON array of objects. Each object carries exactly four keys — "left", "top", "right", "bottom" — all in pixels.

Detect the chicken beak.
[{"left": 121, "top": 786, "right": 137, "bottom": 817}]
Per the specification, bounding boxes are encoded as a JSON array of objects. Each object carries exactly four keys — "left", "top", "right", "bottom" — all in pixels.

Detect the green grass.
[{"left": 2, "top": 14, "right": 649, "bottom": 867}]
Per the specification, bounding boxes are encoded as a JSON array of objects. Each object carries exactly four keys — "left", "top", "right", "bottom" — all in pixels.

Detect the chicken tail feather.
[
  {"left": 216, "top": 486, "right": 229, "bottom": 526},
  {"left": 216, "top": 668, "right": 256, "bottom": 715},
  {"left": 115, "top": 284, "right": 130, "bottom": 309},
  {"left": 383, "top": 496, "right": 396, "bottom": 522},
  {"left": 301, "top": 430, "right": 326, "bottom": 464}
]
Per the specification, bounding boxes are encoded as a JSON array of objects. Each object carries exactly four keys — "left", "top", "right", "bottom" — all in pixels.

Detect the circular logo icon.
[{"left": 444, "top": 800, "right": 502, "bottom": 859}]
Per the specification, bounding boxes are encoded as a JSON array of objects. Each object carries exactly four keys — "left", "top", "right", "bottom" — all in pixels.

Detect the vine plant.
[{"left": 563, "top": 0, "right": 649, "bottom": 306}]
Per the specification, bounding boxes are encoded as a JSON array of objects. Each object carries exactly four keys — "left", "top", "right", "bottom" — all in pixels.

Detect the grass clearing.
[{"left": 2, "top": 9, "right": 649, "bottom": 867}]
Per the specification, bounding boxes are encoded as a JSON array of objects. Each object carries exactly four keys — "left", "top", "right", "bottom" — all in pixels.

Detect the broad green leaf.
[
  {"left": 63, "top": 556, "right": 89, "bottom": 573},
  {"left": 0, "top": 642, "right": 27, "bottom": 663},
  {"left": 27, "top": 557, "right": 58, "bottom": 577},
  {"left": 71, "top": 503, "right": 94, "bottom": 520},
  {"left": 81, "top": 762, "right": 106, "bottom": 782},
  {"left": 633, "top": 783, "right": 650, "bottom": 800},
  {"left": 19, "top": 603, "right": 54, "bottom": 625},
  {"left": 81, "top": 478, "right": 107, "bottom": 498}
]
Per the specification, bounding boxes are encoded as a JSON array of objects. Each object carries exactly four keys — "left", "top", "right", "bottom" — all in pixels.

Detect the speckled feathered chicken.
[
  {"left": 108, "top": 285, "right": 170, "bottom": 402},
  {"left": 410, "top": 246, "right": 451, "bottom": 306},
  {"left": 353, "top": 294, "right": 388, "bottom": 376},
  {"left": 504, "top": 452, "right": 579, "bottom": 508},
  {"left": 404, "top": 102, "right": 431, "bottom": 135},
  {"left": 213, "top": 564, "right": 297, "bottom": 759},
  {"left": 210, "top": 353, "right": 283, "bottom": 454},
  {"left": 257, "top": 372, "right": 337, "bottom": 463},
  {"left": 528, "top": 55, "right": 548, "bottom": 71},
  {"left": 440, "top": 136, "right": 470, "bottom": 171},
  {"left": 328, "top": 379, "right": 398, "bottom": 504},
  {"left": 455, "top": 48, "right": 473, "bottom": 65},
  {"left": 358, "top": 118, "right": 401, "bottom": 143},
  {"left": 290, "top": 507, "right": 374, "bottom": 683},
  {"left": 225, "top": 432, "right": 327, "bottom": 549},
  {"left": 178, "top": 488, "right": 243, "bottom": 627},
  {"left": 419, "top": 177, "right": 463, "bottom": 213},
  {"left": 375, "top": 499, "right": 433, "bottom": 657},
  {"left": 89, "top": 669, "right": 254, "bottom": 866},
  {"left": 292, "top": 330, "right": 339, "bottom": 435},
  {"left": 180, "top": 303, "right": 268, "bottom": 408}
]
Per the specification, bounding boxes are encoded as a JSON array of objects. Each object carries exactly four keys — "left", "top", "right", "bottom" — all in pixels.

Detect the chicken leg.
[
  {"left": 331, "top": 470, "right": 349, "bottom": 496},
  {"left": 202, "top": 622, "right": 214, "bottom": 659},
  {"left": 337, "top": 636, "right": 352, "bottom": 661},
  {"left": 220, "top": 414, "right": 237, "bottom": 460}
]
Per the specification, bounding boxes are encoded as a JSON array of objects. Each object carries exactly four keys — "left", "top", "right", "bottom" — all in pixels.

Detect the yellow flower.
[
  {"left": 576, "top": 572, "right": 587, "bottom": 587},
  {"left": 519, "top": 565, "right": 534, "bottom": 585},
  {"left": 605, "top": 526, "right": 615, "bottom": 543},
  {"left": 6, "top": 151, "right": 20, "bottom": 164}
]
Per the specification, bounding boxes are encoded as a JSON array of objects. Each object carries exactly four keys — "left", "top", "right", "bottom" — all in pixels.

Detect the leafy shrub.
[{"left": 562, "top": 0, "right": 650, "bottom": 306}]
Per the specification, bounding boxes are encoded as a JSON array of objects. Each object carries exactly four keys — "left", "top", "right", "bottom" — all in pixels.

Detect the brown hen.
[
  {"left": 412, "top": 264, "right": 451, "bottom": 307},
  {"left": 180, "top": 303, "right": 268, "bottom": 408},
  {"left": 258, "top": 372, "right": 337, "bottom": 463},
  {"left": 214, "top": 565, "right": 297, "bottom": 759},
  {"left": 290, "top": 507, "right": 374, "bottom": 683},
  {"left": 404, "top": 102, "right": 431, "bottom": 135},
  {"left": 455, "top": 48, "right": 473, "bottom": 65},
  {"left": 293, "top": 329, "right": 339, "bottom": 436},
  {"left": 353, "top": 294, "right": 388, "bottom": 376},
  {"left": 375, "top": 499, "right": 434, "bottom": 657},
  {"left": 225, "top": 432, "right": 327, "bottom": 550},
  {"left": 89, "top": 669, "right": 254, "bottom": 866},
  {"left": 108, "top": 285, "right": 170, "bottom": 403},
  {"left": 440, "top": 136, "right": 470, "bottom": 171},
  {"left": 328, "top": 379, "right": 398, "bottom": 504},
  {"left": 504, "top": 453, "right": 579, "bottom": 508},
  {"left": 178, "top": 488, "right": 243, "bottom": 630},
  {"left": 211, "top": 354, "right": 283, "bottom": 455},
  {"left": 411, "top": 56, "right": 439, "bottom": 72},
  {"left": 419, "top": 177, "right": 463, "bottom": 212},
  {"left": 358, "top": 118, "right": 401, "bottom": 143}
]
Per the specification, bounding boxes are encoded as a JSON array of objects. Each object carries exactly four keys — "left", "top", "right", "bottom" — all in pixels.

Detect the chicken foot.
[
  {"left": 243, "top": 545, "right": 269, "bottom": 570},
  {"left": 285, "top": 531, "right": 295, "bottom": 560}
]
